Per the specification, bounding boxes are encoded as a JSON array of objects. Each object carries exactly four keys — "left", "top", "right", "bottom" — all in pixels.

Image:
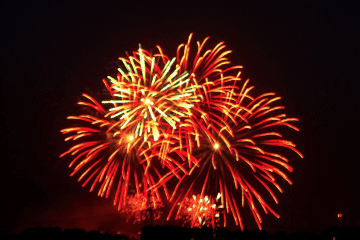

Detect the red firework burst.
[
  {"left": 60, "top": 45, "right": 199, "bottom": 211},
  {"left": 60, "top": 33, "right": 302, "bottom": 229},
  {"left": 149, "top": 34, "right": 303, "bottom": 230}
]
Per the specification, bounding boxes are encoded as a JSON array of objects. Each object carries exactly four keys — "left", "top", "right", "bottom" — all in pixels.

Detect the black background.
[{"left": 1, "top": 0, "right": 360, "bottom": 235}]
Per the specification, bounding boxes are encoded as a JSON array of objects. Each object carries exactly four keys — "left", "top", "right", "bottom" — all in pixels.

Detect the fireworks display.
[{"left": 60, "top": 33, "right": 302, "bottom": 230}]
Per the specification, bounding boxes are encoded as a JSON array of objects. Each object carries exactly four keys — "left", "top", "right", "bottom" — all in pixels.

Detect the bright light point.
[
  {"left": 214, "top": 143, "right": 219, "bottom": 149},
  {"left": 129, "top": 135, "right": 134, "bottom": 141},
  {"left": 216, "top": 193, "right": 221, "bottom": 200},
  {"left": 145, "top": 99, "right": 151, "bottom": 105}
]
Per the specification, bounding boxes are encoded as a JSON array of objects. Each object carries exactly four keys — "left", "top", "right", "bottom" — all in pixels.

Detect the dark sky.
[{"left": 1, "top": 0, "right": 360, "bottom": 235}]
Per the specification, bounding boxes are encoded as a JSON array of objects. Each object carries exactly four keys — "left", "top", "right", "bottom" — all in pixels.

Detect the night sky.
[{"left": 1, "top": 0, "right": 360, "bottom": 235}]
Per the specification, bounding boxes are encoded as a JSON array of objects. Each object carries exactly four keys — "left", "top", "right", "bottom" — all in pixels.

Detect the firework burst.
[
  {"left": 149, "top": 34, "right": 303, "bottom": 230},
  {"left": 164, "top": 87, "right": 303, "bottom": 230},
  {"left": 60, "top": 33, "right": 302, "bottom": 229},
  {"left": 59, "top": 44, "right": 200, "bottom": 210},
  {"left": 60, "top": 92, "right": 165, "bottom": 210},
  {"left": 177, "top": 193, "right": 222, "bottom": 228}
]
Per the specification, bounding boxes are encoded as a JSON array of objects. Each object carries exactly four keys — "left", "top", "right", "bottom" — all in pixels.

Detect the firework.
[
  {"left": 60, "top": 33, "right": 302, "bottom": 230},
  {"left": 59, "top": 44, "right": 201, "bottom": 211},
  {"left": 149, "top": 35, "right": 303, "bottom": 230},
  {"left": 102, "top": 46, "right": 200, "bottom": 140},
  {"left": 60, "top": 92, "right": 163, "bottom": 210},
  {"left": 177, "top": 193, "right": 222, "bottom": 228}
]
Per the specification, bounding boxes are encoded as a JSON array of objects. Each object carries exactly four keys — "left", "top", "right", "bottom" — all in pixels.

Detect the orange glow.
[
  {"left": 338, "top": 213, "right": 342, "bottom": 218},
  {"left": 119, "top": 192, "right": 163, "bottom": 223}
]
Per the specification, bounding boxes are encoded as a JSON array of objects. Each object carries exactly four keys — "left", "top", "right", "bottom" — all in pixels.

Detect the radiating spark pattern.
[
  {"left": 165, "top": 89, "right": 303, "bottom": 230},
  {"left": 177, "top": 194, "right": 222, "bottom": 228},
  {"left": 60, "top": 33, "right": 302, "bottom": 229},
  {"left": 152, "top": 34, "right": 303, "bottom": 230},
  {"left": 102, "top": 46, "right": 200, "bottom": 143},
  {"left": 60, "top": 93, "right": 166, "bottom": 212}
]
